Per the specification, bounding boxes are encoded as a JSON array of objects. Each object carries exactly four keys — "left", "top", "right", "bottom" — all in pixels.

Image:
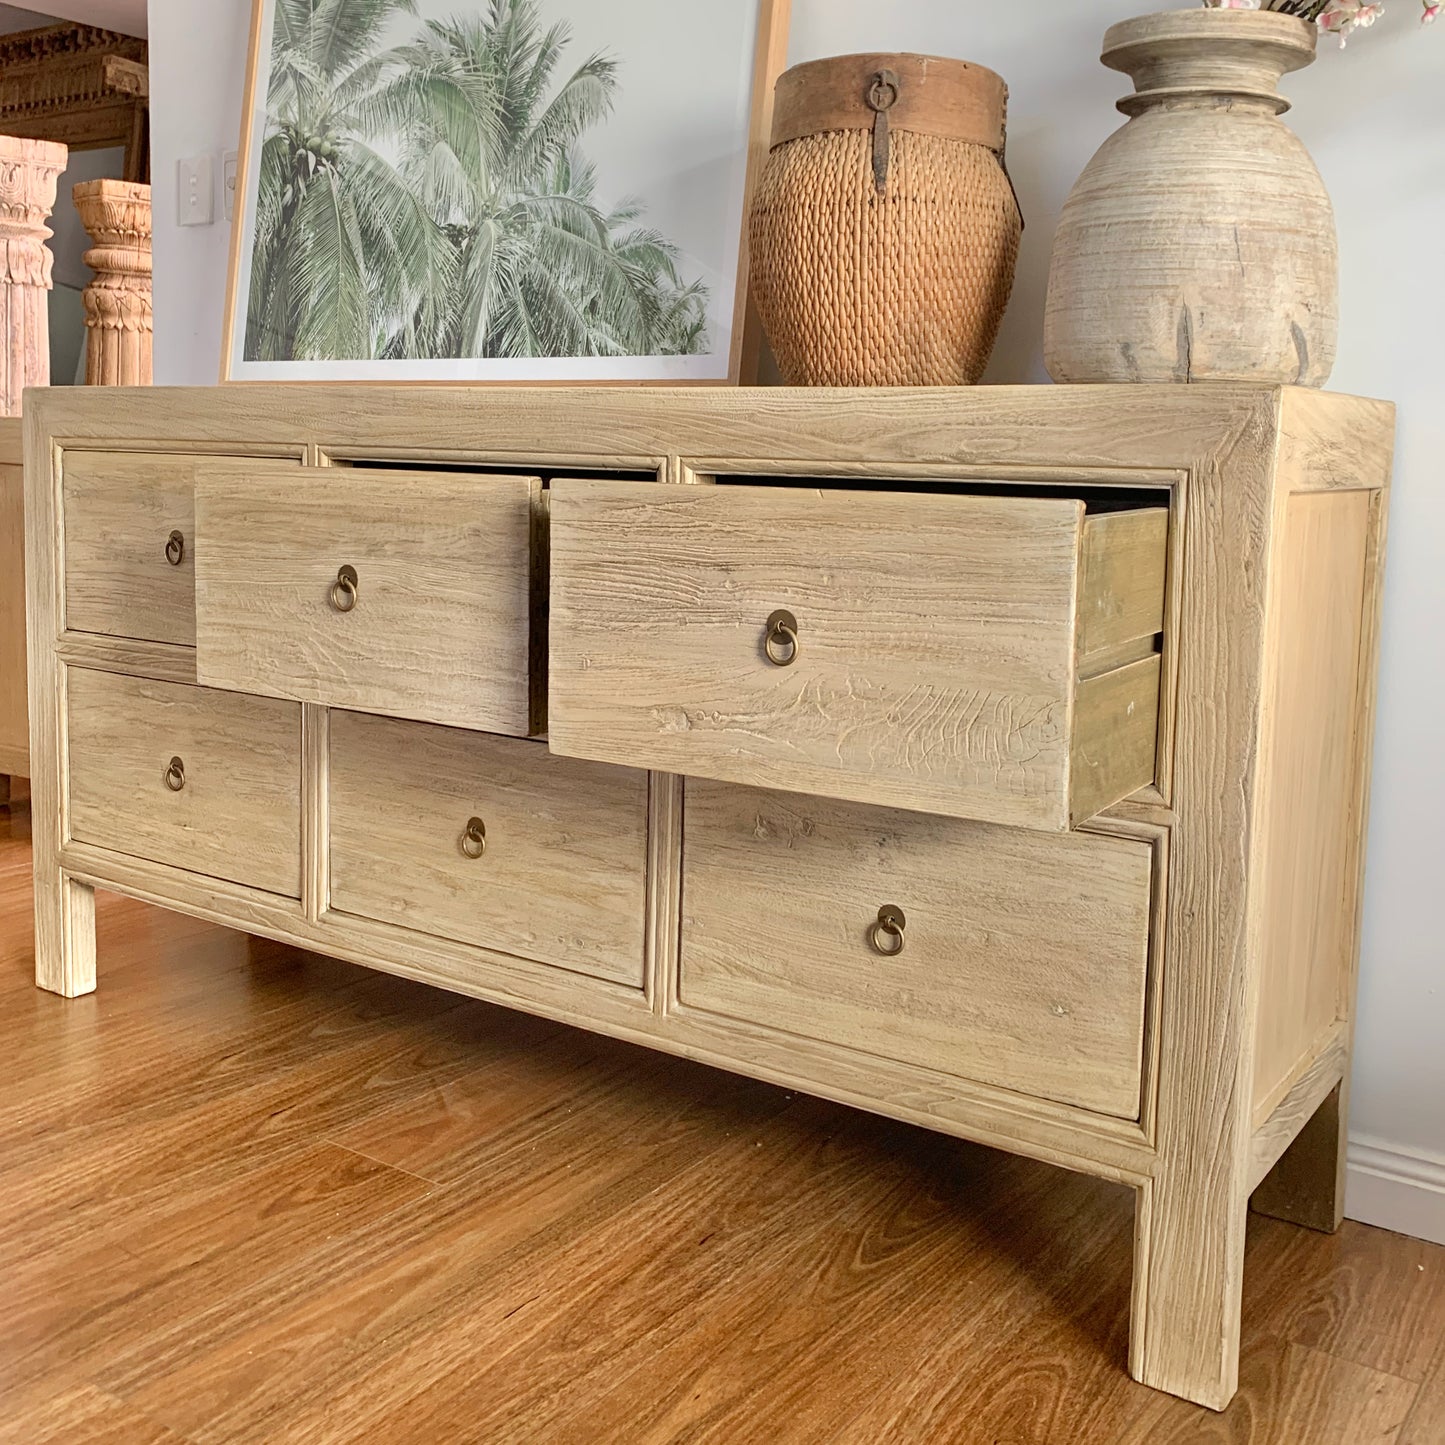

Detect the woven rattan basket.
[{"left": 749, "top": 53, "right": 1022, "bottom": 387}]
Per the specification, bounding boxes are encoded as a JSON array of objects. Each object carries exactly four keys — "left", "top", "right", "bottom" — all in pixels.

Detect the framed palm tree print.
[{"left": 223, "top": 0, "right": 789, "bottom": 384}]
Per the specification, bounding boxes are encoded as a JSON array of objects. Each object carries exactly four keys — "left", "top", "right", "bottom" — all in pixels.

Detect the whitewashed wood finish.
[
  {"left": 0, "top": 418, "right": 26, "bottom": 780},
  {"left": 193, "top": 462, "right": 540, "bottom": 734},
  {"left": 1250, "top": 490, "right": 1371, "bottom": 1120},
  {"left": 65, "top": 668, "right": 301, "bottom": 896},
  {"left": 23, "top": 382, "right": 1394, "bottom": 1413},
  {"left": 1076, "top": 507, "right": 1169, "bottom": 669},
  {"left": 1071, "top": 654, "right": 1162, "bottom": 829},
  {"left": 1248, "top": 1023, "right": 1347, "bottom": 1195},
  {"left": 681, "top": 780, "right": 1153, "bottom": 1117},
  {"left": 549, "top": 480, "right": 1166, "bottom": 831},
  {"left": 1045, "top": 10, "right": 1337, "bottom": 387},
  {"left": 329, "top": 712, "right": 648, "bottom": 987},
  {"left": 62, "top": 449, "right": 204, "bottom": 645}
]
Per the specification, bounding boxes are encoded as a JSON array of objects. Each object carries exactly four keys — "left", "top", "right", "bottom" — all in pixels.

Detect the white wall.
[{"left": 149, "top": 0, "right": 1445, "bottom": 1240}]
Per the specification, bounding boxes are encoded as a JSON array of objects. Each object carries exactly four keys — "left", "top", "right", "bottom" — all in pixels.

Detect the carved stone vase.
[{"left": 1045, "top": 10, "right": 1337, "bottom": 387}]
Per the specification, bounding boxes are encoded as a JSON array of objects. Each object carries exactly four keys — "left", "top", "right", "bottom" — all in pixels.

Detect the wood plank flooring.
[{"left": 1, "top": 805, "right": 1441, "bottom": 1443}]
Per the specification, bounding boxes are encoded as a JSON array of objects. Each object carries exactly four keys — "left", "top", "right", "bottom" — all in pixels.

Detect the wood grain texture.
[
  {"left": 194, "top": 463, "right": 539, "bottom": 734},
  {"left": 66, "top": 669, "right": 301, "bottom": 896},
  {"left": 681, "top": 779, "right": 1153, "bottom": 1118},
  {"left": 22, "top": 381, "right": 1396, "bottom": 1413},
  {"left": 1076, "top": 506, "right": 1169, "bottom": 669},
  {"left": 0, "top": 418, "right": 26, "bottom": 780},
  {"left": 1071, "top": 654, "right": 1162, "bottom": 829},
  {"left": 1251, "top": 490, "right": 1371, "bottom": 1118},
  {"left": 770, "top": 52, "right": 1008, "bottom": 149},
  {"left": 550, "top": 479, "right": 1164, "bottom": 830},
  {"left": 0, "top": 822, "right": 1440, "bottom": 1443},
  {"left": 329, "top": 712, "right": 648, "bottom": 987},
  {"left": 62, "top": 449, "right": 204, "bottom": 645},
  {"left": 1044, "top": 10, "right": 1338, "bottom": 387},
  {"left": 1248, "top": 1025, "right": 1347, "bottom": 1195}
]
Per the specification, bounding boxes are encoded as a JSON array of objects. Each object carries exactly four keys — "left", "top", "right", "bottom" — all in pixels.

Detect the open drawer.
[
  {"left": 548, "top": 480, "right": 1167, "bottom": 831},
  {"left": 193, "top": 460, "right": 542, "bottom": 734}
]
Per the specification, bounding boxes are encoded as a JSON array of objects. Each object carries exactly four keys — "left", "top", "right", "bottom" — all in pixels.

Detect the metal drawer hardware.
[
  {"left": 870, "top": 903, "right": 906, "bottom": 956},
  {"left": 164, "top": 530, "right": 185, "bottom": 566},
  {"left": 163, "top": 756, "right": 186, "bottom": 792},
  {"left": 764, "top": 609, "right": 799, "bottom": 666},
  {"left": 330, "top": 564, "right": 359, "bottom": 613},
  {"left": 460, "top": 815, "right": 487, "bottom": 859}
]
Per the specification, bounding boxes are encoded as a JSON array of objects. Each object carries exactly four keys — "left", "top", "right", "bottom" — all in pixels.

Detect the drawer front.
[
  {"left": 194, "top": 463, "right": 539, "bottom": 734},
  {"left": 66, "top": 669, "right": 301, "bottom": 896},
  {"left": 680, "top": 781, "right": 1154, "bottom": 1118},
  {"left": 549, "top": 481, "right": 1166, "bottom": 831},
  {"left": 62, "top": 450, "right": 204, "bottom": 645},
  {"left": 329, "top": 712, "right": 648, "bottom": 986}
]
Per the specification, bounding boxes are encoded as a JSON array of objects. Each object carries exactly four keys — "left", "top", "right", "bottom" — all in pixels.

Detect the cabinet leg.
[
  {"left": 1251, "top": 1082, "right": 1346, "bottom": 1234},
  {"left": 1130, "top": 1172, "right": 1248, "bottom": 1411},
  {"left": 34, "top": 869, "right": 96, "bottom": 998}
]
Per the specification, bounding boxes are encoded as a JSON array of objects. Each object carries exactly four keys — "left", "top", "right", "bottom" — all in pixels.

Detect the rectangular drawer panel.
[
  {"left": 549, "top": 481, "right": 1166, "bottom": 831},
  {"left": 329, "top": 712, "right": 648, "bottom": 987},
  {"left": 194, "top": 463, "right": 539, "bottom": 734},
  {"left": 63, "top": 450, "right": 204, "bottom": 645},
  {"left": 680, "top": 781, "right": 1154, "bottom": 1118},
  {"left": 67, "top": 669, "right": 301, "bottom": 896}
]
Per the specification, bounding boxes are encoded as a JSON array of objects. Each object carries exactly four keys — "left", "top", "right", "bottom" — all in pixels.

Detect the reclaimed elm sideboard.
[{"left": 24, "top": 384, "right": 1392, "bottom": 1410}]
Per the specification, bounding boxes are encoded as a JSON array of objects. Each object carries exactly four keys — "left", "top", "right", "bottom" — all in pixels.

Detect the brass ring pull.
[
  {"left": 163, "top": 756, "right": 186, "bottom": 792},
  {"left": 870, "top": 903, "right": 906, "bottom": 957},
  {"left": 764, "top": 609, "right": 799, "bottom": 667},
  {"left": 460, "top": 816, "right": 487, "bottom": 859},
  {"left": 165, "top": 530, "right": 185, "bottom": 566},
  {"left": 330, "top": 565, "right": 358, "bottom": 613}
]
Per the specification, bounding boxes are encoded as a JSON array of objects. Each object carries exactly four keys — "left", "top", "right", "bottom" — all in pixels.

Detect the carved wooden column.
[
  {"left": 0, "top": 134, "right": 66, "bottom": 416},
  {"left": 73, "top": 179, "right": 152, "bottom": 387}
]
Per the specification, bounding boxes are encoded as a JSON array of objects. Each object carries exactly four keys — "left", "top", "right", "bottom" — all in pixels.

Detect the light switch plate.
[
  {"left": 178, "top": 154, "right": 215, "bottom": 227},
  {"left": 223, "top": 151, "right": 239, "bottom": 222}
]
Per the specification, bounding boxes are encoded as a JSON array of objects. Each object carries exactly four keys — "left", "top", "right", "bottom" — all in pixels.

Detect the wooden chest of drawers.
[{"left": 22, "top": 384, "right": 1392, "bottom": 1412}]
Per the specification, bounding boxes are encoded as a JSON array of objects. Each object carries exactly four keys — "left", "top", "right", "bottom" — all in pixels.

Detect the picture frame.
[{"left": 221, "top": 0, "right": 790, "bottom": 386}]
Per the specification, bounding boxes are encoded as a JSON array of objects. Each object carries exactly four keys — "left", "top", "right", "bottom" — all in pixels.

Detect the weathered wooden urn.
[
  {"left": 748, "top": 53, "right": 1023, "bottom": 387},
  {"left": 1045, "top": 10, "right": 1338, "bottom": 386}
]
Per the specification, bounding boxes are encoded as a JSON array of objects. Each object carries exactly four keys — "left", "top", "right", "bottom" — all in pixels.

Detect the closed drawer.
[
  {"left": 62, "top": 450, "right": 207, "bottom": 645},
  {"left": 329, "top": 712, "right": 648, "bottom": 986},
  {"left": 66, "top": 668, "right": 301, "bottom": 896},
  {"left": 549, "top": 481, "right": 1166, "bottom": 831},
  {"left": 194, "top": 462, "right": 540, "bottom": 734},
  {"left": 680, "top": 781, "right": 1154, "bottom": 1118}
]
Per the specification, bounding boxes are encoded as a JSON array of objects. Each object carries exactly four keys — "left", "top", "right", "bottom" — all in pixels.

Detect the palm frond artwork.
[{"left": 244, "top": 0, "right": 713, "bottom": 364}]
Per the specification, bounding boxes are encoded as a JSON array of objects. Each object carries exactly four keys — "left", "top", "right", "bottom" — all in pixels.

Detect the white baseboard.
[{"left": 1345, "top": 1134, "right": 1445, "bottom": 1247}]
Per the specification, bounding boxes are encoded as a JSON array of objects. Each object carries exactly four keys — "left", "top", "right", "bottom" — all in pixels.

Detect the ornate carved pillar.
[
  {"left": 0, "top": 134, "right": 66, "bottom": 416},
  {"left": 73, "top": 179, "right": 152, "bottom": 387}
]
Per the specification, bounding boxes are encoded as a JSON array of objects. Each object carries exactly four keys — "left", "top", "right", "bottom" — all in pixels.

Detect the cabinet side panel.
[
  {"left": 0, "top": 449, "right": 27, "bottom": 777},
  {"left": 1251, "top": 489, "right": 1372, "bottom": 1119}
]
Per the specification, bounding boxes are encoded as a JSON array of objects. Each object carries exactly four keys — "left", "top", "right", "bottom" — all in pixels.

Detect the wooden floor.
[{"left": 1, "top": 804, "right": 1442, "bottom": 1444}]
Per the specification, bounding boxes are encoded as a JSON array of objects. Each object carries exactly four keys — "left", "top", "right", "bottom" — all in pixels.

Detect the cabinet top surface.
[{"left": 19, "top": 383, "right": 1395, "bottom": 488}]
